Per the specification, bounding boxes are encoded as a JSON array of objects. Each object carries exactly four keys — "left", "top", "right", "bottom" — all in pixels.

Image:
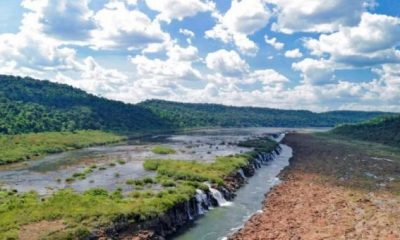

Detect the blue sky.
[{"left": 0, "top": 0, "right": 399, "bottom": 112}]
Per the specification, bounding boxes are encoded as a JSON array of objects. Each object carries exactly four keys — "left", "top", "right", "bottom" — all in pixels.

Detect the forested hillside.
[
  {"left": 139, "top": 100, "right": 392, "bottom": 128},
  {"left": 0, "top": 75, "right": 172, "bottom": 134},
  {"left": 0, "top": 75, "right": 394, "bottom": 135},
  {"left": 331, "top": 116, "right": 400, "bottom": 147}
]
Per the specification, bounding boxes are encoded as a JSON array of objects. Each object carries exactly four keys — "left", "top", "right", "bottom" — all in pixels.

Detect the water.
[
  {"left": 172, "top": 144, "right": 293, "bottom": 240},
  {"left": 0, "top": 128, "right": 303, "bottom": 195}
]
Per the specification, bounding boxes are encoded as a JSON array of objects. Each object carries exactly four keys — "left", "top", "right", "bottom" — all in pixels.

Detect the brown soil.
[
  {"left": 230, "top": 133, "right": 400, "bottom": 240},
  {"left": 18, "top": 220, "right": 65, "bottom": 240}
]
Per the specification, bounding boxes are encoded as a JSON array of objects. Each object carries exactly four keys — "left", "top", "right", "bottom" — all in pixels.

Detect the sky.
[{"left": 0, "top": 0, "right": 399, "bottom": 112}]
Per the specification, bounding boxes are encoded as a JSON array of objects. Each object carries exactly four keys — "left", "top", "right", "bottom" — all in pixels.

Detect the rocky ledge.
[{"left": 88, "top": 145, "right": 282, "bottom": 240}]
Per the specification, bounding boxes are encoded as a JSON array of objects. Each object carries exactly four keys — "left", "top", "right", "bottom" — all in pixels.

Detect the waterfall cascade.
[
  {"left": 204, "top": 183, "right": 232, "bottom": 207},
  {"left": 237, "top": 169, "right": 246, "bottom": 179},
  {"left": 209, "top": 187, "right": 231, "bottom": 206},
  {"left": 195, "top": 189, "right": 209, "bottom": 214}
]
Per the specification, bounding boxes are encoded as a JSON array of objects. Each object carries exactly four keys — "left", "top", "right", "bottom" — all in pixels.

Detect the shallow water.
[
  {"left": 0, "top": 127, "right": 323, "bottom": 195},
  {"left": 172, "top": 144, "right": 293, "bottom": 240}
]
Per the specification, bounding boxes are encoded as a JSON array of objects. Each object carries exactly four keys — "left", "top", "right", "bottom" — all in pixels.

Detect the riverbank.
[{"left": 230, "top": 133, "right": 400, "bottom": 239}]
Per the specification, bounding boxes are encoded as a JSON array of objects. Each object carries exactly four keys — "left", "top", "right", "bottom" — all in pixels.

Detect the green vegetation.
[
  {"left": 0, "top": 130, "right": 125, "bottom": 164},
  {"left": 0, "top": 186, "right": 196, "bottom": 239},
  {"left": 0, "top": 75, "right": 392, "bottom": 136},
  {"left": 140, "top": 99, "right": 392, "bottom": 128},
  {"left": 0, "top": 75, "right": 173, "bottom": 135},
  {"left": 151, "top": 145, "right": 176, "bottom": 154},
  {"left": 238, "top": 137, "right": 279, "bottom": 152},
  {"left": 145, "top": 137, "right": 278, "bottom": 185},
  {"left": 330, "top": 116, "right": 400, "bottom": 148},
  {"left": 0, "top": 137, "right": 278, "bottom": 239}
]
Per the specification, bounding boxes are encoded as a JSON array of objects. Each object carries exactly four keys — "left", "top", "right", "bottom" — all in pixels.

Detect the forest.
[
  {"left": 331, "top": 116, "right": 400, "bottom": 148},
  {"left": 0, "top": 75, "right": 394, "bottom": 135},
  {"left": 140, "top": 99, "right": 392, "bottom": 129}
]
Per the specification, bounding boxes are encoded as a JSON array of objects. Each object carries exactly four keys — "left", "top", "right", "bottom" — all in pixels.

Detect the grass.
[
  {"left": 0, "top": 185, "right": 196, "bottom": 239},
  {"left": 0, "top": 137, "right": 277, "bottom": 239},
  {"left": 151, "top": 145, "right": 176, "bottom": 154},
  {"left": 145, "top": 137, "right": 278, "bottom": 185},
  {"left": 0, "top": 130, "right": 126, "bottom": 165}
]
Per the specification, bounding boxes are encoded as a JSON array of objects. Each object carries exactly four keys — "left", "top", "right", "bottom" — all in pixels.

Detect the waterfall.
[
  {"left": 209, "top": 187, "right": 231, "bottom": 206},
  {"left": 195, "top": 189, "right": 208, "bottom": 215},
  {"left": 185, "top": 201, "right": 193, "bottom": 220},
  {"left": 237, "top": 168, "right": 246, "bottom": 179},
  {"left": 205, "top": 183, "right": 231, "bottom": 207}
]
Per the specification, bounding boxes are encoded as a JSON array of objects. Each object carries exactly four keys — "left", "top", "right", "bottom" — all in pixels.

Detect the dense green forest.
[
  {"left": 140, "top": 100, "right": 392, "bottom": 128},
  {"left": 0, "top": 75, "right": 394, "bottom": 135},
  {"left": 331, "top": 116, "right": 400, "bottom": 148},
  {"left": 0, "top": 75, "right": 172, "bottom": 134}
]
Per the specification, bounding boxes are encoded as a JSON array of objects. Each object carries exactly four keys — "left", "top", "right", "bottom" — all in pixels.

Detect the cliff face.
[{"left": 88, "top": 146, "right": 282, "bottom": 240}]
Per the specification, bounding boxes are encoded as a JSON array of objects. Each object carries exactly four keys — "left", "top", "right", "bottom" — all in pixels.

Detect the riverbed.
[{"left": 0, "top": 127, "right": 317, "bottom": 195}]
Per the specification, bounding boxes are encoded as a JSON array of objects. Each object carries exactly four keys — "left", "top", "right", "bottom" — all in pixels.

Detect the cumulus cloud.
[
  {"left": 246, "top": 69, "right": 289, "bottom": 86},
  {"left": 0, "top": 32, "right": 77, "bottom": 74},
  {"left": 304, "top": 13, "right": 400, "bottom": 67},
  {"left": 292, "top": 58, "right": 336, "bottom": 85},
  {"left": 267, "top": 0, "right": 372, "bottom": 33},
  {"left": 205, "top": 49, "right": 249, "bottom": 77},
  {"left": 264, "top": 35, "right": 284, "bottom": 50},
  {"left": 284, "top": 48, "right": 303, "bottom": 58},
  {"left": 91, "top": 1, "right": 169, "bottom": 50},
  {"left": 145, "top": 0, "right": 215, "bottom": 23},
  {"left": 56, "top": 57, "right": 128, "bottom": 95},
  {"left": 206, "top": 0, "right": 271, "bottom": 55},
  {"left": 20, "top": 0, "right": 95, "bottom": 41}
]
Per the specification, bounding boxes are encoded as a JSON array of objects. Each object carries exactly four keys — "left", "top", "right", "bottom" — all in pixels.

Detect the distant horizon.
[{"left": 0, "top": 0, "right": 399, "bottom": 112}]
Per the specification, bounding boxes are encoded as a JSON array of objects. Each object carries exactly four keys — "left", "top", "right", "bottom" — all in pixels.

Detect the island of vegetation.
[
  {"left": 0, "top": 137, "right": 278, "bottom": 239},
  {"left": 151, "top": 145, "right": 176, "bottom": 155}
]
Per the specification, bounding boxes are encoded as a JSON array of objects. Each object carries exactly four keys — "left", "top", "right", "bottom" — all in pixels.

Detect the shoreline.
[{"left": 228, "top": 133, "right": 400, "bottom": 239}]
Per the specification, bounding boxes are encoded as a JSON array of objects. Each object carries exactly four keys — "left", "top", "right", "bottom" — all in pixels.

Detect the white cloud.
[
  {"left": 292, "top": 58, "right": 336, "bottom": 85},
  {"left": 206, "top": 0, "right": 271, "bottom": 55},
  {"left": 91, "top": 1, "right": 169, "bottom": 50},
  {"left": 55, "top": 57, "right": 128, "bottom": 95},
  {"left": 284, "top": 48, "right": 303, "bottom": 58},
  {"left": 145, "top": 0, "right": 215, "bottom": 23},
  {"left": 166, "top": 44, "right": 199, "bottom": 62},
  {"left": 246, "top": 69, "right": 289, "bottom": 86},
  {"left": 304, "top": 13, "right": 400, "bottom": 67},
  {"left": 205, "top": 49, "right": 249, "bottom": 77},
  {"left": 264, "top": 35, "right": 284, "bottom": 50},
  {"left": 20, "top": 0, "right": 95, "bottom": 41},
  {"left": 129, "top": 41, "right": 202, "bottom": 84},
  {"left": 130, "top": 55, "right": 201, "bottom": 82},
  {"left": 0, "top": 32, "right": 77, "bottom": 74},
  {"left": 267, "top": 0, "right": 372, "bottom": 33},
  {"left": 179, "top": 28, "right": 195, "bottom": 38}
]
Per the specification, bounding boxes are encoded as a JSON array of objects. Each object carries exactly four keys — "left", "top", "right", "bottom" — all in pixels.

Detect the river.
[{"left": 172, "top": 144, "right": 292, "bottom": 240}]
